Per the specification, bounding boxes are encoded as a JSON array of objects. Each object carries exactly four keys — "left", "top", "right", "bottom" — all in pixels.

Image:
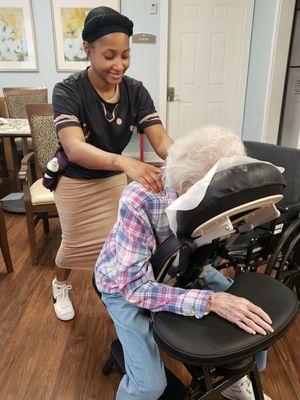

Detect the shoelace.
[
  {"left": 56, "top": 284, "right": 72, "bottom": 301},
  {"left": 244, "top": 379, "right": 253, "bottom": 394},
  {"left": 231, "top": 377, "right": 252, "bottom": 394}
]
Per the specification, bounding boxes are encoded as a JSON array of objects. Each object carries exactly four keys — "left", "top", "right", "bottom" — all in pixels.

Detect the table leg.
[
  {"left": 21, "top": 138, "right": 29, "bottom": 154},
  {"left": 2, "top": 137, "right": 14, "bottom": 171}
]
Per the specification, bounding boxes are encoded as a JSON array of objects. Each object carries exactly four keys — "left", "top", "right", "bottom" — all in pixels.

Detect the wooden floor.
[{"left": 0, "top": 211, "right": 299, "bottom": 400}]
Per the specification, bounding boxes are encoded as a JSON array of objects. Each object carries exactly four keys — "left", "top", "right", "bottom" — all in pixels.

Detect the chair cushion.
[
  {"left": 153, "top": 272, "right": 298, "bottom": 367},
  {"left": 30, "top": 178, "right": 55, "bottom": 205}
]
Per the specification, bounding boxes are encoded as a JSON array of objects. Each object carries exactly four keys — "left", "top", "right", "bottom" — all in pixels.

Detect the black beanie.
[{"left": 82, "top": 6, "right": 133, "bottom": 42}]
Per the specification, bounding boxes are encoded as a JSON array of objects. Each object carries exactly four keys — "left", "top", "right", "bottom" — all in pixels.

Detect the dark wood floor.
[{"left": 0, "top": 211, "right": 299, "bottom": 400}]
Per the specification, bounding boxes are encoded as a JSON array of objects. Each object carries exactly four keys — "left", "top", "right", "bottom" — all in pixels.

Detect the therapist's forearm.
[
  {"left": 145, "top": 125, "right": 174, "bottom": 160},
  {"left": 156, "top": 135, "right": 174, "bottom": 159},
  {"left": 66, "top": 140, "right": 128, "bottom": 171}
]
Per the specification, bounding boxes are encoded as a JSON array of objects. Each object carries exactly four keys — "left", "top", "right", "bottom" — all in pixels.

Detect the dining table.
[{"left": 0, "top": 118, "right": 31, "bottom": 166}]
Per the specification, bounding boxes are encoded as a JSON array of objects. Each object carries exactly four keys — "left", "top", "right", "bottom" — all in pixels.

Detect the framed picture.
[
  {"left": 51, "top": 0, "right": 119, "bottom": 72},
  {"left": 0, "top": 0, "right": 38, "bottom": 71}
]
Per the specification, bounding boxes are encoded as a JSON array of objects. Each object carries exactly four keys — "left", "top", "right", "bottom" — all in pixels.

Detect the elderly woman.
[{"left": 94, "top": 125, "right": 272, "bottom": 400}]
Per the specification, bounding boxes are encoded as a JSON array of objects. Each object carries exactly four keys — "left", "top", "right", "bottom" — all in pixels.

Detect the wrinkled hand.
[
  {"left": 206, "top": 292, "right": 274, "bottom": 335},
  {"left": 121, "top": 156, "right": 163, "bottom": 193}
]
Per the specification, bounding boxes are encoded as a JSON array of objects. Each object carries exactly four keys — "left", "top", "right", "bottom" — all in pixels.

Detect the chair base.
[
  {"left": 102, "top": 339, "right": 267, "bottom": 400},
  {"left": 186, "top": 359, "right": 264, "bottom": 400},
  {"left": 1, "top": 192, "right": 25, "bottom": 213}
]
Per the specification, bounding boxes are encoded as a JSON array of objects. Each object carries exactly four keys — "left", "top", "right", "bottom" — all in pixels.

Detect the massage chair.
[{"left": 94, "top": 160, "right": 299, "bottom": 400}]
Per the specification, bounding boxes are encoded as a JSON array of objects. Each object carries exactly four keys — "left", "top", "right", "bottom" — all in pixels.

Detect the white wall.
[
  {"left": 121, "top": 0, "right": 161, "bottom": 154},
  {"left": 242, "top": 0, "right": 278, "bottom": 141},
  {"left": 0, "top": 0, "right": 70, "bottom": 99}
]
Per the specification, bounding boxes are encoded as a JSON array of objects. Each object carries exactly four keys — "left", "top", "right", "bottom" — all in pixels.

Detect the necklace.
[
  {"left": 100, "top": 102, "right": 119, "bottom": 123},
  {"left": 97, "top": 84, "right": 119, "bottom": 102}
]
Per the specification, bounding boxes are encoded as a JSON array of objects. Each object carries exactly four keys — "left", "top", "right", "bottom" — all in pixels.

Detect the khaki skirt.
[{"left": 54, "top": 173, "right": 127, "bottom": 270}]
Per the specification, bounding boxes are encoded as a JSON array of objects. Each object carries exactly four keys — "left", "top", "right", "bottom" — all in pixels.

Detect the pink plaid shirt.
[{"left": 94, "top": 179, "right": 212, "bottom": 318}]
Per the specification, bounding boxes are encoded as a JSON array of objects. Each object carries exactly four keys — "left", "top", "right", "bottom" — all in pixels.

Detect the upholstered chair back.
[
  {"left": 3, "top": 87, "right": 48, "bottom": 119},
  {"left": 26, "top": 104, "right": 58, "bottom": 179}
]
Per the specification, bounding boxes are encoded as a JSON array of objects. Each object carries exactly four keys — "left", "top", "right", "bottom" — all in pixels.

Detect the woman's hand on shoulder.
[
  {"left": 205, "top": 292, "right": 274, "bottom": 336},
  {"left": 120, "top": 156, "right": 163, "bottom": 193}
]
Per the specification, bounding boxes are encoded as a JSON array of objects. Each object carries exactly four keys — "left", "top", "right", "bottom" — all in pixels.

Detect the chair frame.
[
  {"left": 0, "top": 205, "right": 13, "bottom": 273},
  {"left": 212, "top": 141, "right": 300, "bottom": 298},
  {"left": 102, "top": 343, "right": 265, "bottom": 400},
  {"left": 0, "top": 97, "right": 11, "bottom": 176},
  {"left": 2, "top": 87, "right": 48, "bottom": 187},
  {"left": 18, "top": 104, "right": 57, "bottom": 265}
]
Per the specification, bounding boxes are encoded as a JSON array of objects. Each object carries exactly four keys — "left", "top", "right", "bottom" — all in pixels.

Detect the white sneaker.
[
  {"left": 222, "top": 376, "right": 272, "bottom": 400},
  {"left": 52, "top": 279, "right": 75, "bottom": 321}
]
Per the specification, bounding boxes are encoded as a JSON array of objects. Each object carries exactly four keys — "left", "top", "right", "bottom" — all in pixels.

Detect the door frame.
[
  {"left": 158, "top": 0, "right": 169, "bottom": 127},
  {"left": 158, "top": 0, "right": 254, "bottom": 135},
  {"left": 261, "top": 0, "right": 296, "bottom": 144}
]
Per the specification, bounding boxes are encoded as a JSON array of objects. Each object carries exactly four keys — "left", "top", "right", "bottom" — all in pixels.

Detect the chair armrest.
[
  {"left": 18, "top": 151, "right": 34, "bottom": 185},
  {"left": 18, "top": 151, "right": 36, "bottom": 206},
  {"left": 278, "top": 202, "right": 300, "bottom": 214}
]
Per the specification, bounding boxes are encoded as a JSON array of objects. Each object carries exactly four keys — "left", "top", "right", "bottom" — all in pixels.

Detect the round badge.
[{"left": 116, "top": 117, "right": 123, "bottom": 125}]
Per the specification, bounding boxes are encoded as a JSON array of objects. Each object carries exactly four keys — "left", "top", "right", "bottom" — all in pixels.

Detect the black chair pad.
[{"left": 153, "top": 273, "right": 298, "bottom": 366}]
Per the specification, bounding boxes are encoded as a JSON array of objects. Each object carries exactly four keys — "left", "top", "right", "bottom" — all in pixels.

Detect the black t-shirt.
[{"left": 52, "top": 68, "right": 162, "bottom": 179}]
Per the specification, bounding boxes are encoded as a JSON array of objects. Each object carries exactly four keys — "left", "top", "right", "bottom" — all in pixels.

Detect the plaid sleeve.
[{"left": 115, "top": 193, "right": 212, "bottom": 318}]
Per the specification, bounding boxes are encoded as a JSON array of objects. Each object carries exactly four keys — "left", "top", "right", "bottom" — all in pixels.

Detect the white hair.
[{"left": 165, "top": 125, "right": 246, "bottom": 193}]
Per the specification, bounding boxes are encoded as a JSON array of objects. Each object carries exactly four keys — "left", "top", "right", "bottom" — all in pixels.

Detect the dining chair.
[
  {"left": 0, "top": 204, "right": 13, "bottom": 273},
  {"left": 3, "top": 87, "right": 48, "bottom": 157},
  {"left": 0, "top": 96, "right": 9, "bottom": 117},
  {"left": 18, "top": 104, "right": 58, "bottom": 265},
  {"left": 3, "top": 87, "right": 48, "bottom": 119}
]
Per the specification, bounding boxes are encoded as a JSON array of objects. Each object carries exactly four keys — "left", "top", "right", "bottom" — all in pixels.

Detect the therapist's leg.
[{"left": 52, "top": 266, "right": 74, "bottom": 321}]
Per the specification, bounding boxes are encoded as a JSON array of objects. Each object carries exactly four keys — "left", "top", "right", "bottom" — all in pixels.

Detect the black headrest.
[
  {"left": 176, "top": 162, "right": 285, "bottom": 238},
  {"left": 244, "top": 141, "right": 300, "bottom": 207}
]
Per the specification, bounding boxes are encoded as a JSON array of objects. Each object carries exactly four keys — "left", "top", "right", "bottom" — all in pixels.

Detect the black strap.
[{"left": 150, "top": 234, "right": 192, "bottom": 282}]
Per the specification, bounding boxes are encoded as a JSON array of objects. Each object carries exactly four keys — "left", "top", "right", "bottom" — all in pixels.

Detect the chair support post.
[
  {"left": 0, "top": 207, "right": 13, "bottom": 272},
  {"left": 249, "top": 364, "right": 265, "bottom": 400}
]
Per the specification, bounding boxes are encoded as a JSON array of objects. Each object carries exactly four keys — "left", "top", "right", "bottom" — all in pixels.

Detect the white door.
[{"left": 167, "top": 0, "right": 254, "bottom": 139}]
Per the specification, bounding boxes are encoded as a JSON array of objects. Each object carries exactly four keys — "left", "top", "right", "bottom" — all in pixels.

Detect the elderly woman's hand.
[
  {"left": 120, "top": 156, "right": 163, "bottom": 193},
  {"left": 206, "top": 292, "right": 274, "bottom": 335}
]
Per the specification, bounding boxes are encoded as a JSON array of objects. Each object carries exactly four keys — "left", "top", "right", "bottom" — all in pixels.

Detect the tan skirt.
[{"left": 54, "top": 173, "right": 127, "bottom": 270}]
